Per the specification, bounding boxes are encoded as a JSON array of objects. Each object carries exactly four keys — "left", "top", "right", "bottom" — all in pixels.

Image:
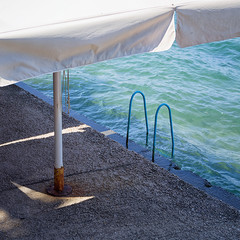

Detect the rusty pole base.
[
  {"left": 46, "top": 184, "right": 72, "bottom": 197},
  {"left": 46, "top": 167, "right": 72, "bottom": 197}
]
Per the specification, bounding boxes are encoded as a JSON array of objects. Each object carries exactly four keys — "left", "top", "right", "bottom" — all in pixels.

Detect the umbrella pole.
[{"left": 46, "top": 72, "right": 72, "bottom": 196}]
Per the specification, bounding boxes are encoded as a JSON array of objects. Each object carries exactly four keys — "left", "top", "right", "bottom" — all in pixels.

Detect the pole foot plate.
[{"left": 46, "top": 184, "right": 72, "bottom": 197}]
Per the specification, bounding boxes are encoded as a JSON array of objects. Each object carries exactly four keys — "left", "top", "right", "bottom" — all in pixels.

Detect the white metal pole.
[
  {"left": 53, "top": 72, "right": 63, "bottom": 169},
  {"left": 47, "top": 72, "right": 72, "bottom": 196}
]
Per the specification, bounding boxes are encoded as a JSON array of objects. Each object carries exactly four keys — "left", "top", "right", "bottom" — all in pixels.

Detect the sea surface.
[{"left": 25, "top": 38, "right": 240, "bottom": 197}]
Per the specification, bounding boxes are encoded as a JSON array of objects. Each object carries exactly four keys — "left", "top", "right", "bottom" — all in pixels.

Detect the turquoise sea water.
[{"left": 24, "top": 39, "right": 240, "bottom": 197}]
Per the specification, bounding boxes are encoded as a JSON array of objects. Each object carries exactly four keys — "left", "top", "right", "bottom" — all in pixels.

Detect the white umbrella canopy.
[
  {"left": 0, "top": 0, "right": 239, "bottom": 194},
  {"left": 176, "top": 0, "right": 240, "bottom": 47},
  {"left": 0, "top": 0, "right": 175, "bottom": 85},
  {"left": 1, "top": 0, "right": 239, "bottom": 86}
]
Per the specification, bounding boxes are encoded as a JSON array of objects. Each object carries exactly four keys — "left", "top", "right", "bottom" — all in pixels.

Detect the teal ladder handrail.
[
  {"left": 126, "top": 91, "right": 149, "bottom": 148},
  {"left": 152, "top": 103, "right": 174, "bottom": 162}
]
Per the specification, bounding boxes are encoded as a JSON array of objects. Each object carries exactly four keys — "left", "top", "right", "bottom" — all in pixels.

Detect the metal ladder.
[{"left": 126, "top": 92, "right": 174, "bottom": 161}]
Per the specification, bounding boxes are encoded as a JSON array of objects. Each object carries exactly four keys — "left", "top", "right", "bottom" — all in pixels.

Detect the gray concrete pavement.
[{"left": 0, "top": 84, "right": 240, "bottom": 239}]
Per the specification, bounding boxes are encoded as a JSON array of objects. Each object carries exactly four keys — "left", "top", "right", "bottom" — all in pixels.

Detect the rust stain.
[{"left": 54, "top": 167, "right": 64, "bottom": 192}]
